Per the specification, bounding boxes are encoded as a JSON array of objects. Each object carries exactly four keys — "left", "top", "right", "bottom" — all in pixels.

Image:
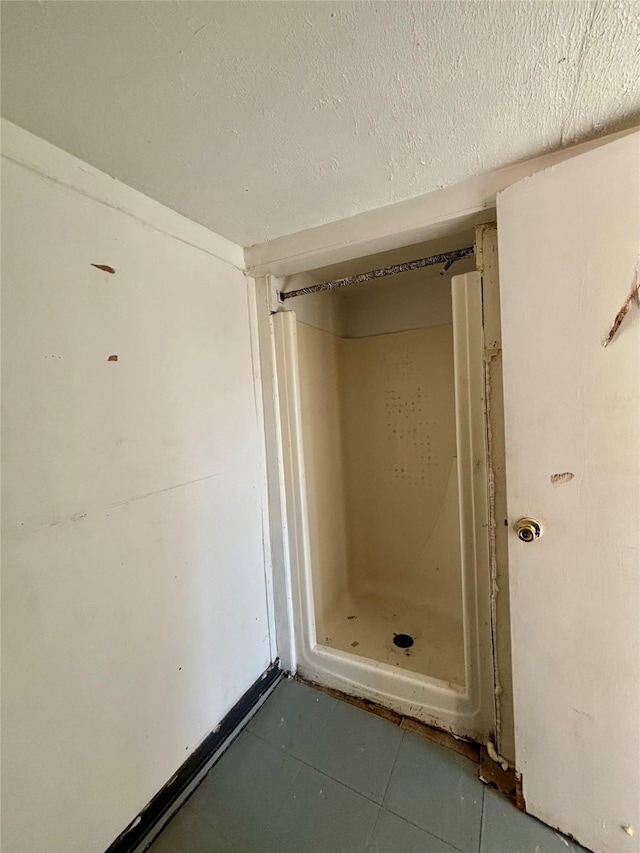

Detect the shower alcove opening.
[{"left": 272, "top": 232, "right": 495, "bottom": 743}]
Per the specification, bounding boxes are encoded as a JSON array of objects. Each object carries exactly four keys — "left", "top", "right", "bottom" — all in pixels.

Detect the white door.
[{"left": 497, "top": 130, "right": 640, "bottom": 853}]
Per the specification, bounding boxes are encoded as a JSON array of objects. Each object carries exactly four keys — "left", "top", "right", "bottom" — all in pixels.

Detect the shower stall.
[{"left": 272, "top": 236, "right": 495, "bottom": 742}]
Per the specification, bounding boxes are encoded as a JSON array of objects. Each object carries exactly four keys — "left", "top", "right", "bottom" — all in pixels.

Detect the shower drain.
[{"left": 393, "top": 633, "right": 414, "bottom": 649}]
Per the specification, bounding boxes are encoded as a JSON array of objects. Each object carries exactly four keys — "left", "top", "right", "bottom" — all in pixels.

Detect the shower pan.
[{"left": 272, "top": 241, "right": 494, "bottom": 742}]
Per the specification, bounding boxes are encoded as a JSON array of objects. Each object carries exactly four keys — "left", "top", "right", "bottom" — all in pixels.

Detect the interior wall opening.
[{"left": 286, "top": 233, "right": 477, "bottom": 689}]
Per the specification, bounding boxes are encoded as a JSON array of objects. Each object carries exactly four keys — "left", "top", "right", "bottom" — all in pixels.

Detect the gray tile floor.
[{"left": 149, "top": 678, "right": 587, "bottom": 853}]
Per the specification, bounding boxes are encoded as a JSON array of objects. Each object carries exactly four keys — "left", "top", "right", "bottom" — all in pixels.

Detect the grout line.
[
  {"left": 185, "top": 805, "right": 244, "bottom": 853},
  {"left": 193, "top": 692, "right": 470, "bottom": 853},
  {"left": 380, "top": 802, "right": 468, "bottom": 853},
  {"left": 247, "top": 687, "right": 399, "bottom": 810},
  {"left": 362, "top": 805, "right": 383, "bottom": 853},
  {"left": 189, "top": 730, "right": 306, "bottom": 844},
  {"left": 296, "top": 676, "right": 478, "bottom": 764},
  {"left": 248, "top": 728, "right": 387, "bottom": 807},
  {"left": 365, "top": 809, "right": 384, "bottom": 853},
  {"left": 246, "top": 684, "right": 475, "bottom": 852},
  {"left": 267, "top": 758, "right": 384, "bottom": 853},
  {"left": 379, "top": 728, "right": 404, "bottom": 809},
  {"left": 379, "top": 732, "right": 471, "bottom": 853},
  {"left": 478, "top": 784, "right": 486, "bottom": 853},
  {"left": 266, "top": 747, "right": 307, "bottom": 832},
  {"left": 243, "top": 730, "right": 386, "bottom": 817}
]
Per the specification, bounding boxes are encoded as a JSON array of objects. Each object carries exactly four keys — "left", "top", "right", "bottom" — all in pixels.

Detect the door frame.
[{"left": 246, "top": 130, "right": 635, "bottom": 281}]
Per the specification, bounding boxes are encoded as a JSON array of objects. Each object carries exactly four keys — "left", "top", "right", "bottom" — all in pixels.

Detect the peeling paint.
[
  {"left": 46, "top": 511, "right": 88, "bottom": 528},
  {"left": 483, "top": 347, "right": 501, "bottom": 363},
  {"left": 487, "top": 739, "right": 510, "bottom": 771},
  {"left": 483, "top": 350, "right": 503, "bottom": 743},
  {"left": 550, "top": 472, "right": 574, "bottom": 485},
  {"left": 603, "top": 279, "right": 640, "bottom": 347}
]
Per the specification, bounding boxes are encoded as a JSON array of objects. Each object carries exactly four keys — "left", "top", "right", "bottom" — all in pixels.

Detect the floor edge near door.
[
  {"left": 296, "top": 674, "right": 523, "bottom": 806},
  {"left": 105, "top": 660, "right": 281, "bottom": 853}
]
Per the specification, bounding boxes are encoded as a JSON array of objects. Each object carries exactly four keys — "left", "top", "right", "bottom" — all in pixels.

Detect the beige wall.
[
  {"left": 343, "top": 256, "right": 475, "bottom": 338},
  {"left": 285, "top": 277, "right": 347, "bottom": 337},
  {"left": 342, "top": 327, "right": 462, "bottom": 619},
  {"left": 295, "top": 270, "right": 464, "bottom": 641},
  {"left": 1, "top": 124, "right": 272, "bottom": 853}
]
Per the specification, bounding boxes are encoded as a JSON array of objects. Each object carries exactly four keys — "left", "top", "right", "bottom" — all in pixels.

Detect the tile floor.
[{"left": 149, "top": 678, "right": 587, "bottom": 853}]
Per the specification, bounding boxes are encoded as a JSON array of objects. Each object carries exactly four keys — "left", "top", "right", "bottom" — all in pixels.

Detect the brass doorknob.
[{"left": 515, "top": 518, "right": 542, "bottom": 543}]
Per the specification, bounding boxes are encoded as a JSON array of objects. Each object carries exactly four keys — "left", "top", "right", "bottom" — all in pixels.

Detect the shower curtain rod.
[{"left": 279, "top": 245, "right": 475, "bottom": 301}]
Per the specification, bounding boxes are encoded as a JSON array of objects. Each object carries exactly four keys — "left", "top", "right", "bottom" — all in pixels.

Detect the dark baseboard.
[{"left": 106, "top": 659, "right": 281, "bottom": 853}]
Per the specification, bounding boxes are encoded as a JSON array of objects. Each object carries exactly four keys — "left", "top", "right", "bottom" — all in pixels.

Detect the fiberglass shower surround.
[{"left": 290, "top": 247, "right": 475, "bottom": 690}]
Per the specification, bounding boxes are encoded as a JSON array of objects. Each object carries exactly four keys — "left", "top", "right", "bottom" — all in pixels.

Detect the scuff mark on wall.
[
  {"left": 603, "top": 278, "right": 640, "bottom": 347},
  {"left": 91, "top": 263, "right": 116, "bottom": 273},
  {"left": 109, "top": 471, "right": 223, "bottom": 508},
  {"left": 550, "top": 472, "right": 574, "bottom": 485},
  {"left": 46, "top": 511, "right": 88, "bottom": 528}
]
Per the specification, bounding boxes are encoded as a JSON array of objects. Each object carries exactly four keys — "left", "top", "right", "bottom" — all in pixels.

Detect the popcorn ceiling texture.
[{"left": 1, "top": 0, "right": 638, "bottom": 246}]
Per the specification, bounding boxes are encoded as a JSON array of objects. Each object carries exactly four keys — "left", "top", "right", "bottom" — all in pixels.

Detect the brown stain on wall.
[
  {"left": 108, "top": 355, "right": 118, "bottom": 362},
  {"left": 91, "top": 264, "right": 116, "bottom": 274},
  {"left": 550, "top": 472, "right": 574, "bottom": 485},
  {"left": 604, "top": 279, "right": 640, "bottom": 347}
]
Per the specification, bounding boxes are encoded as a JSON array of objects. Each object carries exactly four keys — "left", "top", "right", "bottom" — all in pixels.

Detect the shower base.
[{"left": 319, "top": 589, "right": 465, "bottom": 687}]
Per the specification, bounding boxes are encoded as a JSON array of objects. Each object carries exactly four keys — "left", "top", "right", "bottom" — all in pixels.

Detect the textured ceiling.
[{"left": 1, "top": 1, "right": 638, "bottom": 247}]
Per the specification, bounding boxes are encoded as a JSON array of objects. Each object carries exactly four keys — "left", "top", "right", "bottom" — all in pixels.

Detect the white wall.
[{"left": 1, "top": 122, "right": 273, "bottom": 853}]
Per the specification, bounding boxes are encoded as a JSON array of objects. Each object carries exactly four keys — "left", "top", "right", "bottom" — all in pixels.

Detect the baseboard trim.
[{"left": 106, "top": 660, "right": 281, "bottom": 853}]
